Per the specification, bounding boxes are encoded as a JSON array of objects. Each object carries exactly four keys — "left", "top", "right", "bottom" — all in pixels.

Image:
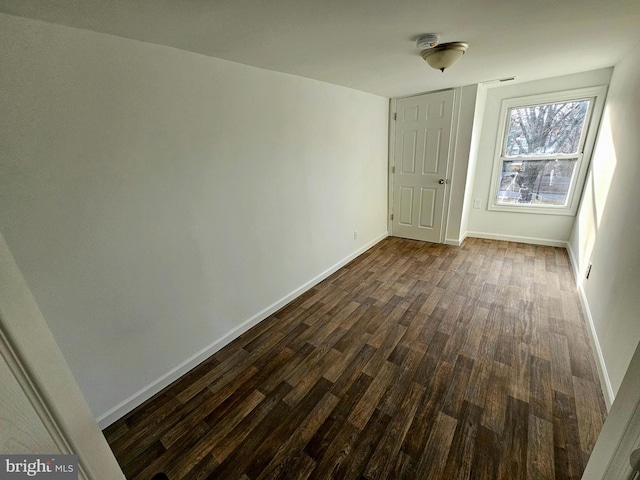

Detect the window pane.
[
  {"left": 504, "top": 100, "right": 590, "bottom": 157},
  {"left": 497, "top": 158, "right": 578, "bottom": 206}
]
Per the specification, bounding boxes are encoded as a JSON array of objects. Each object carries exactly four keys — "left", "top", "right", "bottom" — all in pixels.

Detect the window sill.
[{"left": 487, "top": 203, "right": 576, "bottom": 216}]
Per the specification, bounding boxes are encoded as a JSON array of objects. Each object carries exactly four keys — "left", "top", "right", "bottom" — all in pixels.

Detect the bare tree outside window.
[
  {"left": 504, "top": 101, "right": 589, "bottom": 157},
  {"left": 496, "top": 99, "right": 591, "bottom": 206}
]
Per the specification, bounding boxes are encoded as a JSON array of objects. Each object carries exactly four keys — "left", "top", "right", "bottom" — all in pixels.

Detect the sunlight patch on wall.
[
  {"left": 574, "top": 174, "right": 596, "bottom": 277},
  {"left": 574, "top": 107, "right": 618, "bottom": 277},
  {"left": 591, "top": 109, "right": 618, "bottom": 226}
]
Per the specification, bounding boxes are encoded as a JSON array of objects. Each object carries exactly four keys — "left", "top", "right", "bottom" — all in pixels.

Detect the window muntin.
[{"left": 488, "top": 86, "right": 606, "bottom": 215}]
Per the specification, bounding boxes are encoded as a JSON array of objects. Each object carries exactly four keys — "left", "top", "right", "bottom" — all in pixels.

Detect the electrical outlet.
[
  {"left": 354, "top": 230, "right": 359, "bottom": 239},
  {"left": 473, "top": 198, "right": 482, "bottom": 209}
]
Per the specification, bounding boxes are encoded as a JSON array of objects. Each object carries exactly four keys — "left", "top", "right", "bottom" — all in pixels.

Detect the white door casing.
[
  {"left": 0, "top": 341, "right": 61, "bottom": 454},
  {"left": 0, "top": 232, "right": 125, "bottom": 479},
  {"left": 391, "top": 89, "right": 455, "bottom": 243},
  {"left": 582, "top": 340, "right": 640, "bottom": 480}
]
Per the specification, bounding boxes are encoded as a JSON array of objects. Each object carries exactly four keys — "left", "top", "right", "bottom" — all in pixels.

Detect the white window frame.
[{"left": 488, "top": 85, "right": 607, "bottom": 216}]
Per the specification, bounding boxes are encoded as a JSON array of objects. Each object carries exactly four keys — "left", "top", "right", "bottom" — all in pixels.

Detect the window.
[{"left": 489, "top": 86, "right": 607, "bottom": 215}]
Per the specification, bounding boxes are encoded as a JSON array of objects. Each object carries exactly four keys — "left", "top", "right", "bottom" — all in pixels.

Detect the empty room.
[{"left": 1, "top": 1, "right": 640, "bottom": 479}]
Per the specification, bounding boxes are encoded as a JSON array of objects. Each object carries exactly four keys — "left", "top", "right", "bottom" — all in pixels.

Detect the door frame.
[
  {"left": 388, "top": 88, "right": 462, "bottom": 243},
  {"left": 582, "top": 340, "right": 640, "bottom": 479},
  {"left": 0, "top": 232, "right": 125, "bottom": 479}
]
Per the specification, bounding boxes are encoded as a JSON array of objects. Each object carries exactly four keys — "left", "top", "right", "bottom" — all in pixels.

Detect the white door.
[{"left": 391, "top": 89, "right": 455, "bottom": 243}]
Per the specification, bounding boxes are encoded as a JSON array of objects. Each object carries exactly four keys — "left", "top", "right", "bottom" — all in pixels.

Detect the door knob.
[{"left": 438, "top": 179, "right": 449, "bottom": 185}]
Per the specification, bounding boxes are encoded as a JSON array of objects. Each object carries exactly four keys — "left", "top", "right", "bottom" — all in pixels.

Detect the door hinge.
[
  {"left": 391, "top": 213, "right": 394, "bottom": 221},
  {"left": 392, "top": 166, "right": 395, "bottom": 174},
  {"left": 393, "top": 112, "right": 397, "bottom": 120}
]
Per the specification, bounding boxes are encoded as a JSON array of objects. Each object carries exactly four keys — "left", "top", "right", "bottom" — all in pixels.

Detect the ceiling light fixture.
[{"left": 416, "top": 34, "right": 469, "bottom": 73}]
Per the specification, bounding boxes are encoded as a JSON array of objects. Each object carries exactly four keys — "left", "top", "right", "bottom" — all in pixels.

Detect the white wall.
[
  {"left": 453, "top": 84, "right": 487, "bottom": 244},
  {"left": 444, "top": 84, "right": 479, "bottom": 245},
  {"left": 0, "top": 14, "right": 389, "bottom": 425},
  {"left": 568, "top": 49, "right": 640, "bottom": 403},
  {"left": 467, "top": 69, "right": 613, "bottom": 246}
]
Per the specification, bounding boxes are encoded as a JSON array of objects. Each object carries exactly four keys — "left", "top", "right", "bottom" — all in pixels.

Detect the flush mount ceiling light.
[{"left": 416, "top": 34, "right": 469, "bottom": 72}]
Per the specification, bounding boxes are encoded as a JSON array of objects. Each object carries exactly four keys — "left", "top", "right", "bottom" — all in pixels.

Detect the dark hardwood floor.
[{"left": 104, "top": 237, "right": 607, "bottom": 480}]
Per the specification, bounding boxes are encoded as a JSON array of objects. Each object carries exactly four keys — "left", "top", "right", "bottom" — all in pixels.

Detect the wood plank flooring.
[{"left": 104, "top": 237, "right": 607, "bottom": 480}]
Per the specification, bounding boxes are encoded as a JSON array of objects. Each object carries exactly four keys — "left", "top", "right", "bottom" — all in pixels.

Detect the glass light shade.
[{"left": 421, "top": 42, "right": 469, "bottom": 72}]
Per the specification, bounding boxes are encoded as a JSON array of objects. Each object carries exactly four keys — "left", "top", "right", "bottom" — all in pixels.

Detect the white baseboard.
[
  {"left": 463, "top": 231, "right": 614, "bottom": 407},
  {"left": 577, "top": 283, "right": 615, "bottom": 410},
  {"left": 450, "top": 232, "right": 468, "bottom": 247},
  {"left": 466, "top": 231, "right": 569, "bottom": 248},
  {"left": 565, "top": 241, "right": 580, "bottom": 284},
  {"left": 444, "top": 230, "right": 468, "bottom": 247},
  {"left": 567, "top": 244, "right": 615, "bottom": 410},
  {"left": 97, "top": 232, "right": 388, "bottom": 428}
]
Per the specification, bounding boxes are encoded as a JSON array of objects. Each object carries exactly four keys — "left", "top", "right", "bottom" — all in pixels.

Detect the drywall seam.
[{"left": 96, "top": 232, "right": 388, "bottom": 428}]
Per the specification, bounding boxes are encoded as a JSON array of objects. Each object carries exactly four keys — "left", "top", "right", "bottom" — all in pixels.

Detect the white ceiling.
[{"left": 2, "top": 0, "right": 639, "bottom": 98}]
